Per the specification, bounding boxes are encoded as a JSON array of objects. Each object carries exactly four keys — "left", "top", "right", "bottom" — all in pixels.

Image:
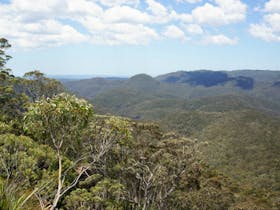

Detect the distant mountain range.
[
  {"left": 64, "top": 70, "right": 280, "bottom": 113},
  {"left": 156, "top": 70, "right": 255, "bottom": 89},
  {"left": 48, "top": 74, "right": 128, "bottom": 81}
]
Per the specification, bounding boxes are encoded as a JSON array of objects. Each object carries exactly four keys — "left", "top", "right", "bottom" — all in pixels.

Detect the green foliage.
[
  {"left": 23, "top": 93, "right": 93, "bottom": 153},
  {"left": 0, "top": 133, "right": 62, "bottom": 209},
  {"left": 197, "top": 110, "right": 280, "bottom": 191},
  {"left": 65, "top": 179, "right": 125, "bottom": 210},
  {"left": 0, "top": 122, "right": 12, "bottom": 134},
  {"left": 0, "top": 134, "right": 57, "bottom": 188},
  {"left": 85, "top": 115, "right": 132, "bottom": 145},
  {"left": 23, "top": 70, "right": 64, "bottom": 102},
  {"left": 64, "top": 188, "right": 93, "bottom": 210},
  {"left": 0, "top": 70, "right": 28, "bottom": 124},
  {"left": 63, "top": 71, "right": 280, "bottom": 209},
  {"left": 0, "top": 115, "right": 273, "bottom": 209},
  {"left": 64, "top": 70, "right": 280, "bottom": 116},
  {"left": 0, "top": 38, "right": 12, "bottom": 72},
  {"left": 0, "top": 39, "right": 28, "bottom": 128},
  {"left": 0, "top": 180, "right": 37, "bottom": 210}
]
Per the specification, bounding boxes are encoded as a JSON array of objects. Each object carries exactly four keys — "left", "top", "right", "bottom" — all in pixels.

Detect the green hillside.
[
  {"left": 63, "top": 70, "right": 280, "bottom": 209},
  {"left": 2, "top": 74, "right": 274, "bottom": 209},
  {"left": 64, "top": 70, "right": 280, "bottom": 113}
]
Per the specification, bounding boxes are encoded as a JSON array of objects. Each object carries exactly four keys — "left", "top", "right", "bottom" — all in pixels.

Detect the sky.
[{"left": 0, "top": 0, "right": 279, "bottom": 77}]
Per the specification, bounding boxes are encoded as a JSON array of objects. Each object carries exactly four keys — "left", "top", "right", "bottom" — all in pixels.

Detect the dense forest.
[{"left": 1, "top": 38, "right": 280, "bottom": 210}]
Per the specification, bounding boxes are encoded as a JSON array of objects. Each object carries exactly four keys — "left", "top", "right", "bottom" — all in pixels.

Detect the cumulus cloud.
[
  {"left": 0, "top": 2, "right": 88, "bottom": 48},
  {"left": 89, "top": 23, "right": 159, "bottom": 45},
  {"left": 146, "top": 0, "right": 167, "bottom": 16},
  {"left": 0, "top": 0, "right": 246, "bottom": 48},
  {"left": 250, "top": 24, "right": 280, "bottom": 42},
  {"left": 264, "top": 0, "right": 280, "bottom": 13},
  {"left": 103, "top": 6, "right": 150, "bottom": 23},
  {"left": 203, "top": 34, "right": 238, "bottom": 45},
  {"left": 265, "top": 13, "right": 280, "bottom": 32},
  {"left": 67, "top": 0, "right": 104, "bottom": 16},
  {"left": 249, "top": 13, "right": 280, "bottom": 42},
  {"left": 145, "top": 0, "right": 173, "bottom": 23},
  {"left": 192, "top": 0, "right": 247, "bottom": 26},
  {"left": 249, "top": 0, "right": 280, "bottom": 42},
  {"left": 0, "top": 0, "right": 160, "bottom": 47},
  {"left": 177, "top": 0, "right": 202, "bottom": 4},
  {"left": 0, "top": 18, "right": 88, "bottom": 48},
  {"left": 97, "top": 0, "right": 139, "bottom": 7},
  {"left": 185, "top": 24, "right": 204, "bottom": 34},
  {"left": 163, "top": 25, "right": 187, "bottom": 41}
]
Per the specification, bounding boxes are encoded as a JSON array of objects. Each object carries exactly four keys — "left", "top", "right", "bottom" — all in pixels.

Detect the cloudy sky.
[{"left": 1, "top": 0, "right": 279, "bottom": 76}]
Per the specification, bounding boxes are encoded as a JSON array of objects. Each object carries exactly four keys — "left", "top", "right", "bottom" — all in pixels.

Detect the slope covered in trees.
[
  {"left": 65, "top": 70, "right": 280, "bottom": 102},
  {"left": 1, "top": 96, "right": 278, "bottom": 209},
  {"left": 63, "top": 68, "right": 280, "bottom": 209}
]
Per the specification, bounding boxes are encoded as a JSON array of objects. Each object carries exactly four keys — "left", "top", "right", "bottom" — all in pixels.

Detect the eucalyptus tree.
[
  {"left": 23, "top": 94, "right": 133, "bottom": 209},
  {"left": 24, "top": 93, "right": 93, "bottom": 209},
  {"left": 23, "top": 70, "right": 64, "bottom": 102},
  {"left": 0, "top": 38, "right": 28, "bottom": 123},
  {"left": 0, "top": 38, "right": 11, "bottom": 72}
]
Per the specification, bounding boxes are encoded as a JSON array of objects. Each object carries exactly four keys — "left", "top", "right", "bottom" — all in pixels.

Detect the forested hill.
[
  {"left": 64, "top": 70, "right": 280, "bottom": 113},
  {"left": 1, "top": 73, "right": 279, "bottom": 210},
  {"left": 63, "top": 69, "right": 280, "bottom": 209}
]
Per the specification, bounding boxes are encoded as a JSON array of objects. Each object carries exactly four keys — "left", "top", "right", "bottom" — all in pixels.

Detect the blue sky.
[{"left": 1, "top": 0, "right": 279, "bottom": 76}]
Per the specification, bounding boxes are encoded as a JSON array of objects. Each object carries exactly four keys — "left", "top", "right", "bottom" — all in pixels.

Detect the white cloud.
[
  {"left": 203, "top": 34, "right": 238, "bottom": 45},
  {"left": 185, "top": 24, "right": 204, "bottom": 34},
  {"left": 78, "top": 15, "right": 159, "bottom": 45},
  {"left": 171, "top": 11, "right": 193, "bottom": 23},
  {"left": 249, "top": 24, "right": 280, "bottom": 42},
  {"left": 103, "top": 6, "right": 150, "bottom": 23},
  {"left": 249, "top": 13, "right": 280, "bottom": 42},
  {"left": 249, "top": 0, "right": 280, "bottom": 42},
  {"left": 67, "top": 0, "right": 103, "bottom": 16},
  {"left": 146, "top": 0, "right": 167, "bottom": 16},
  {"left": 163, "top": 25, "right": 187, "bottom": 41},
  {"left": 97, "top": 0, "right": 139, "bottom": 7},
  {"left": 0, "top": 0, "right": 245, "bottom": 48},
  {"left": 192, "top": 3, "right": 225, "bottom": 26},
  {"left": 103, "top": 23, "right": 159, "bottom": 45},
  {"left": 177, "top": 0, "right": 202, "bottom": 4},
  {"left": 265, "top": 13, "right": 280, "bottom": 32},
  {"left": 264, "top": 0, "right": 280, "bottom": 13},
  {"left": 0, "top": 19, "right": 88, "bottom": 48},
  {"left": 145, "top": 0, "right": 172, "bottom": 23},
  {"left": 192, "top": 0, "right": 247, "bottom": 26},
  {"left": 12, "top": 0, "right": 66, "bottom": 13},
  {"left": 0, "top": 0, "right": 160, "bottom": 47}
]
